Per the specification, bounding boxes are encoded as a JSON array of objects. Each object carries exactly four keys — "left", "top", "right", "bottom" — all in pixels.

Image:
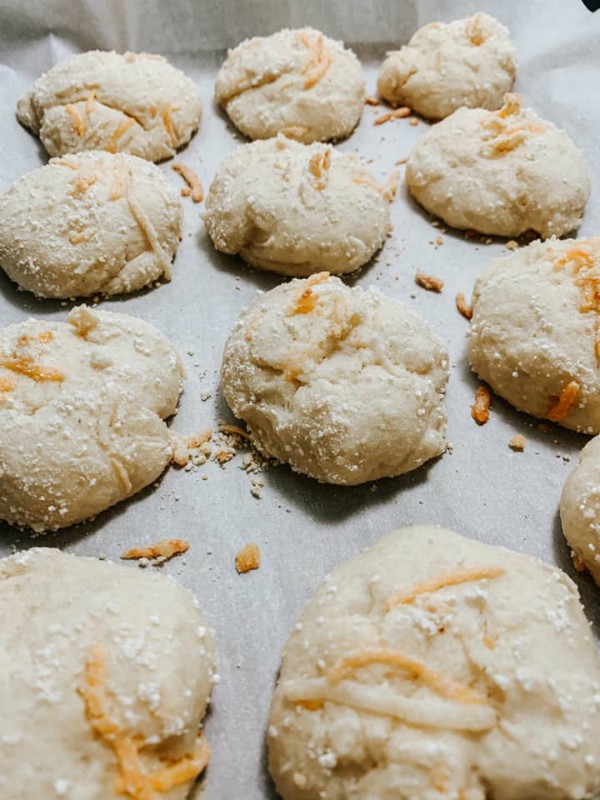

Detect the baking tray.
[{"left": 1, "top": 2, "right": 600, "bottom": 798}]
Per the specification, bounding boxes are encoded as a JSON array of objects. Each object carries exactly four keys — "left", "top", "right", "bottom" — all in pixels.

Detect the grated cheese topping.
[
  {"left": 121, "top": 539, "right": 190, "bottom": 561},
  {"left": 299, "top": 30, "right": 332, "bottom": 89},
  {"left": 547, "top": 380, "right": 581, "bottom": 423},
  {"left": 308, "top": 149, "right": 331, "bottom": 190},
  {"left": 374, "top": 107, "right": 411, "bottom": 126},
  {"left": 66, "top": 103, "right": 86, "bottom": 137},
  {"left": 107, "top": 117, "right": 136, "bottom": 154},
  {"left": 172, "top": 163, "right": 204, "bottom": 202},
  {"left": 471, "top": 385, "right": 491, "bottom": 425},
  {"left": 466, "top": 13, "right": 489, "bottom": 46},
  {"left": 387, "top": 566, "right": 504, "bottom": 608},
  {"left": 455, "top": 292, "right": 473, "bottom": 320},
  {"left": 289, "top": 272, "right": 330, "bottom": 315}
]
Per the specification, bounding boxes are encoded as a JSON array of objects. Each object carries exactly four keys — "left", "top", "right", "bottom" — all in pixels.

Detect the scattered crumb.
[
  {"left": 395, "top": 157, "right": 408, "bottom": 166},
  {"left": 365, "top": 96, "right": 379, "bottom": 106},
  {"left": 251, "top": 478, "right": 264, "bottom": 499},
  {"left": 435, "top": 237, "right": 444, "bottom": 246},
  {"left": 171, "top": 163, "right": 204, "bottom": 202},
  {"left": 121, "top": 538, "right": 190, "bottom": 564},
  {"left": 408, "top": 117, "right": 419, "bottom": 126},
  {"left": 508, "top": 434, "right": 526, "bottom": 451},
  {"left": 471, "top": 386, "right": 492, "bottom": 425},
  {"left": 219, "top": 423, "right": 252, "bottom": 440},
  {"left": 215, "top": 449, "right": 235, "bottom": 465},
  {"left": 539, "top": 423, "right": 551, "bottom": 433},
  {"left": 506, "top": 240, "right": 519, "bottom": 251},
  {"left": 235, "top": 543, "right": 261, "bottom": 574},
  {"left": 200, "top": 391, "right": 212, "bottom": 402},
  {"left": 415, "top": 271, "right": 444, "bottom": 293},
  {"left": 455, "top": 292, "right": 473, "bottom": 320},
  {"left": 374, "top": 107, "right": 411, "bottom": 125}
]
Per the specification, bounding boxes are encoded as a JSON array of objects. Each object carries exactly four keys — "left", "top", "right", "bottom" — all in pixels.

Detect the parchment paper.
[{"left": 1, "top": 2, "right": 600, "bottom": 798}]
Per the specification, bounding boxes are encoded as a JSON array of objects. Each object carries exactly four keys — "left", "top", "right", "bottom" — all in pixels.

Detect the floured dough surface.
[
  {"left": 406, "top": 94, "right": 590, "bottom": 238},
  {"left": 561, "top": 435, "right": 600, "bottom": 585},
  {"left": 468, "top": 237, "right": 600, "bottom": 433},
  {"left": 378, "top": 14, "right": 516, "bottom": 120},
  {"left": 221, "top": 274, "right": 449, "bottom": 484},
  {"left": 268, "top": 525, "right": 600, "bottom": 800},
  {"left": 17, "top": 51, "right": 201, "bottom": 162},
  {"left": 0, "top": 307, "right": 183, "bottom": 531},
  {"left": 0, "top": 547, "right": 216, "bottom": 800},
  {"left": 204, "top": 136, "right": 391, "bottom": 276},
  {"left": 215, "top": 28, "right": 365, "bottom": 143},
  {"left": 0, "top": 152, "right": 182, "bottom": 298}
]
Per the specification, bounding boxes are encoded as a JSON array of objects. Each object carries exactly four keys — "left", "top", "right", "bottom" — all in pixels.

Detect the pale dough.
[
  {"left": 268, "top": 525, "right": 600, "bottom": 800},
  {"left": 561, "top": 435, "right": 600, "bottom": 585},
  {"left": 468, "top": 237, "right": 600, "bottom": 433},
  {"left": 204, "top": 136, "right": 391, "bottom": 276},
  {"left": 215, "top": 28, "right": 365, "bottom": 143},
  {"left": 221, "top": 274, "right": 449, "bottom": 484},
  {"left": 17, "top": 51, "right": 201, "bottom": 162},
  {"left": 378, "top": 14, "right": 516, "bottom": 120},
  {"left": 0, "top": 151, "right": 182, "bottom": 298},
  {"left": 406, "top": 94, "right": 590, "bottom": 238},
  {"left": 0, "top": 547, "right": 216, "bottom": 800},
  {"left": 0, "top": 307, "right": 184, "bottom": 531}
]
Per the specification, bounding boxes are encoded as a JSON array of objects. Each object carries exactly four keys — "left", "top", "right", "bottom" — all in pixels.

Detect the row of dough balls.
[
  {"left": 3, "top": 525, "right": 600, "bottom": 798},
  {"left": 2, "top": 260, "right": 600, "bottom": 588},
  {"left": 17, "top": 16, "right": 516, "bottom": 161},
  {"left": 0, "top": 96, "right": 590, "bottom": 299}
]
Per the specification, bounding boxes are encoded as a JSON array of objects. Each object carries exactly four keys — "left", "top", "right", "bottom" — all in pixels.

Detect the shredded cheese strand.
[
  {"left": 308, "top": 149, "right": 331, "bottom": 190},
  {"left": 0, "top": 357, "right": 63, "bottom": 383},
  {"left": 289, "top": 271, "right": 330, "bottom": 315},
  {"left": 66, "top": 103, "right": 86, "bottom": 136},
  {"left": 127, "top": 186, "right": 173, "bottom": 280},
  {"left": 387, "top": 566, "right": 504, "bottom": 608},
  {"left": 299, "top": 30, "right": 331, "bottom": 89},
  {"left": 547, "top": 380, "right": 581, "bottom": 422},
  {"left": 327, "top": 647, "right": 486, "bottom": 705}
]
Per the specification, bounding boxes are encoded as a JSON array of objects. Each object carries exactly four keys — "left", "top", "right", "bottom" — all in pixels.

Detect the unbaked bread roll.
[
  {"left": 378, "top": 14, "right": 516, "bottom": 120},
  {"left": 561, "top": 435, "right": 600, "bottom": 585},
  {"left": 0, "top": 307, "right": 183, "bottom": 531},
  {"left": 215, "top": 28, "right": 365, "bottom": 143},
  {"left": 0, "top": 152, "right": 182, "bottom": 298},
  {"left": 468, "top": 237, "right": 600, "bottom": 433},
  {"left": 204, "top": 136, "right": 391, "bottom": 276},
  {"left": 17, "top": 51, "right": 201, "bottom": 162},
  {"left": 221, "top": 274, "right": 449, "bottom": 484},
  {"left": 268, "top": 525, "right": 600, "bottom": 800},
  {"left": 0, "top": 547, "right": 216, "bottom": 799},
  {"left": 406, "top": 94, "right": 590, "bottom": 238}
]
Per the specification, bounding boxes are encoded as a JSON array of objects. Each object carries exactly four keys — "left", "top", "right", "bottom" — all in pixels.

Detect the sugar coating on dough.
[
  {"left": 215, "top": 28, "right": 365, "bottom": 143},
  {"left": 17, "top": 51, "right": 201, "bottom": 162},
  {"left": 378, "top": 14, "right": 516, "bottom": 120},
  {"left": 268, "top": 525, "right": 600, "bottom": 800},
  {"left": 221, "top": 275, "right": 449, "bottom": 484},
  {"left": 0, "top": 152, "right": 182, "bottom": 299},
  {"left": 468, "top": 237, "right": 600, "bottom": 433},
  {"left": 406, "top": 94, "right": 590, "bottom": 238},
  {"left": 0, "top": 547, "right": 216, "bottom": 800},
  {"left": 561, "top": 435, "right": 600, "bottom": 585},
  {"left": 204, "top": 136, "right": 391, "bottom": 277},
  {"left": 0, "top": 308, "right": 184, "bottom": 531}
]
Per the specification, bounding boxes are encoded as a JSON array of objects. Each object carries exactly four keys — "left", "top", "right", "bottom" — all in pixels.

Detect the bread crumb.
[
  {"left": 415, "top": 271, "right": 443, "bottom": 293},
  {"left": 508, "top": 434, "right": 526, "bottom": 451},
  {"left": 235, "top": 543, "right": 261, "bottom": 574},
  {"left": 572, "top": 551, "right": 587, "bottom": 573},
  {"left": 121, "top": 538, "right": 190, "bottom": 562},
  {"left": 408, "top": 117, "right": 419, "bottom": 126},
  {"left": 506, "top": 240, "right": 519, "bottom": 251},
  {"left": 455, "top": 293, "right": 473, "bottom": 320},
  {"left": 471, "top": 386, "right": 491, "bottom": 425}
]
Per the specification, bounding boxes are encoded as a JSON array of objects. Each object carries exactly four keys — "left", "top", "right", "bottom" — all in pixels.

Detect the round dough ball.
[
  {"left": 0, "top": 306, "right": 184, "bottom": 531},
  {"left": 268, "top": 525, "right": 600, "bottom": 800},
  {"left": 468, "top": 237, "right": 600, "bottom": 433},
  {"left": 221, "top": 274, "right": 449, "bottom": 484},
  {"left": 406, "top": 94, "right": 590, "bottom": 238},
  {"left": 378, "top": 14, "right": 516, "bottom": 120},
  {"left": 215, "top": 28, "right": 365, "bottom": 143},
  {"left": 0, "top": 152, "right": 182, "bottom": 298},
  {"left": 0, "top": 547, "right": 216, "bottom": 799},
  {"left": 561, "top": 435, "right": 600, "bottom": 584},
  {"left": 204, "top": 137, "right": 391, "bottom": 276},
  {"left": 17, "top": 51, "right": 201, "bottom": 162}
]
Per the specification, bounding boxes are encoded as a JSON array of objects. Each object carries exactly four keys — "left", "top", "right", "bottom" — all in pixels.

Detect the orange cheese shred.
[
  {"left": 374, "top": 107, "right": 411, "bottom": 126},
  {"left": 79, "top": 644, "right": 210, "bottom": 800},
  {"left": 121, "top": 539, "right": 190, "bottom": 561},
  {"left": 387, "top": 566, "right": 505, "bottom": 608},
  {"left": 547, "top": 380, "right": 581, "bottom": 422},
  {"left": 0, "top": 375, "right": 16, "bottom": 393},
  {"left": 107, "top": 117, "right": 135, "bottom": 153},
  {"left": 290, "top": 271, "right": 330, "bottom": 315},
  {"left": 66, "top": 103, "right": 86, "bottom": 137},
  {"left": 0, "top": 357, "right": 63, "bottom": 383},
  {"left": 497, "top": 93, "right": 521, "bottom": 119},
  {"left": 382, "top": 170, "right": 399, "bottom": 202},
  {"left": 466, "top": 13, "right": 489, "bottom": 46},
  {"left": 172, "top": 163, "right": 204, "bottom": 202},
  {"left": 455, "top": 292, "right": 473, "bottom": 320},
  {"left": 327, "top": 647, "right": 487, "bottom": 705},
  {"left": 308, "top": 149, "right": 331, "bottom": 190},
  {"left": 161, "top": 103, "right": 178, "bottom": 147},
  {"left": 471, "top": 385, "right": 491, "bottom": 425},
  {"left": 299, "top": 31, "right": 331, "bottom": 89}
]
